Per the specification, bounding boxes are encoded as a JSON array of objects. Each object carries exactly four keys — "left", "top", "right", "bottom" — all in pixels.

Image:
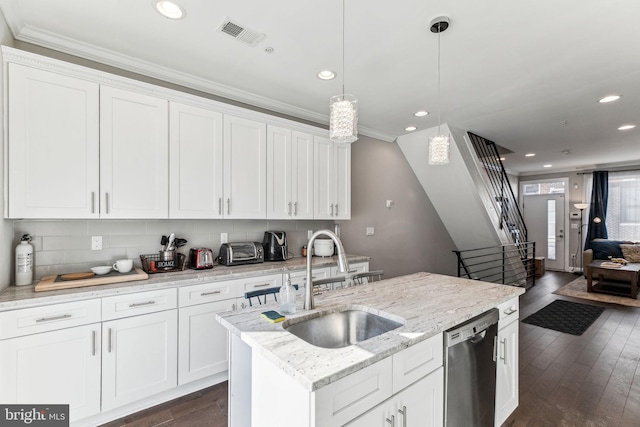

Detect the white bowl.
[
  {"left": 91, "top": 266, "right": 112, "bottom": 275},
  {"left": 313, "top": 239, "right": 334, "bottom": 257}
]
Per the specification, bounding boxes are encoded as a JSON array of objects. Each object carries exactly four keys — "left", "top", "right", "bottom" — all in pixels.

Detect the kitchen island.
[{"left": 217, "top": 271, "right": 524, "bottom": 427}]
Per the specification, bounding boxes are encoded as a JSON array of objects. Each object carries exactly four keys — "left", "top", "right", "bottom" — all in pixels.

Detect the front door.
[{"left": 523, "top": 194, "right": 566, "bottom": 271}]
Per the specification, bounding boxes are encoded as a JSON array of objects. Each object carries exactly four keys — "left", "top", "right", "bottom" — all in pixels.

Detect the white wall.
[{"left": 0, "top": 9, "right": 14, "bottom": 290}]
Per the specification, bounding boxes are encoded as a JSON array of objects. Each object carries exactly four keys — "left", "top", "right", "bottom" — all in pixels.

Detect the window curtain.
[{"left": 584, "top": 171, "right": 608, "bottom": 249}]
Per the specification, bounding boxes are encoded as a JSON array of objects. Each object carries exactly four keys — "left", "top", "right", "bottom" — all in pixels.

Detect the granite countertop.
[
  {"left": 0, "top": 255, "right": 370, "bottom": 311},
  {"left": 216, "top": 271, "right": 525, "bottom": 391}
]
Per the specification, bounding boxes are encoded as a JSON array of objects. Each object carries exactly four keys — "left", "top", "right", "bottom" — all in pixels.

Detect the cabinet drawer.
[
  {"left": 0, "top": 299, "right": 101, "bottom": 340},
  {"left": 314, "top": 357, "right": 393, "bottom": 426},
  {"left": 179, "top": 280, "right": 238, "bottom": 307},
  {"left": 102, "top": 288, "right": 177, "bottom": 321},
  {"left": 498, "top": 297, "right": 519, "bottom": 327},
  {"left": 392, "top": 333, "right": 443, "bottom": 393},
  {"left": 238, "top": 273, "right": 283, "bottom": 294}
]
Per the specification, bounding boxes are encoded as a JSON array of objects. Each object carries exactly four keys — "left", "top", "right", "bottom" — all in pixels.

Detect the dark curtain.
[{"left": 584, "top": 171, "right": 608, "bottom": 249}]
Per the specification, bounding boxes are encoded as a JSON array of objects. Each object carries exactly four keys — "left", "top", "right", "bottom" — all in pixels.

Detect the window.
[
  {"left": 522, "top": 181, "right": 566, "bottom": 196},
  {"left": 606, "top": 171, "right": 640, "bottom": 241}
]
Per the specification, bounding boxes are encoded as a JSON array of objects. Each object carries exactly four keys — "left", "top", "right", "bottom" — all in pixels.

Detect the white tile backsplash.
[{"left": 15, "top": 218, "right": 335, "bottom": 280}]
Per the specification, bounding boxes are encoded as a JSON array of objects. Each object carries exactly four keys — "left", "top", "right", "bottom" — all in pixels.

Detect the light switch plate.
[
  {"left": 220, "top": 233, "right": 228, "bottom": 244},
  {"left": 308, "top": 230, "right": 313, "bottom": 239},
  {"left": 91, "top": 236, "right": 102, "bottom": 251},
  {"left": 366, "top": 227, "right": 375, "bottom": 236}
]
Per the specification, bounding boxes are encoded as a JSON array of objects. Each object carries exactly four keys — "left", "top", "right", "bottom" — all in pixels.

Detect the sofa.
[{"left": 583, "top": 238, "right": 640, "bottom": 278}]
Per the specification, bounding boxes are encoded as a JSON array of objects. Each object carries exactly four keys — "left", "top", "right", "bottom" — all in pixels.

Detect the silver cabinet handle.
[
  {"left": 201, "top": 290, "right": 222, "bottom": 296},
  {"left": 129, "top": 301, "right": 156, "bottom": 308},
  {"left": 398, "top": 406, "right": 407, "bottom": 427},
  {"left": 330, "top": 204, "right": 334, "bottom": 216},
  {"left": 91, "top": 192, "right": 96, "bottom": 214},
  {"left": 501, "top": 338, "right": 507, "bottom": 363},
  {"left": 36, "top": 314, "right": 72, "bottom": 323},
  {"left": 218, "top": 198, "right": 222, "bottom": 216},
  {"left": 288, "top": 201, "right": 292, "bottom": 216},
  {"left": 335, "top": 203, "right": 339, "bottom": 215},
  {"left": 253, "top": 283, "right": 270, "bottom": 288},
  {"left": 232, "top": 303, "right": 236, "bottom": 311},
  {"left": 92, "top": 330, "right": 96, "bottom": 356},
  {"left": 105, "top": 192, "right": 110, "bottom": 214},
  {"left": 108, "top": 327, "right": 113, "bottom": 353},
  {"left": 504, "top": 307, "right": 518, "bottom": 315},
  {"left": 294, "top": 201, "right": 298, "bottom": 216},
  {"left": 493, "top": 335, "right": 498, "bottom": 362},
  {"left": 241, "top": 302, "right": 247, "bottom": 309},
  {"left": 227, "top": 198, "right": 231, "bottom": 215},
  {"left": 386, "top": 415, "right": 395, "bottom": 425}
]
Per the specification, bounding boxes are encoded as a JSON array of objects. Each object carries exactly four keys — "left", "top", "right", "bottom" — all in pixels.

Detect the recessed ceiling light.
[
  {"left": 598, "top": 95, "right": 621, "bottom": 103},
  {"left": 525, "top": 153, "right": 535, "bottom": 157},
  {"left": 499, "top": 157, "right": 506, "bottom": 161},
  {"left": 317, "top": 70, "right": 336, "bottom": 80},
  {"left": 155, "top": 1, "right": 185, "bottom": 19},
  {"left": 405, "top": 126, "right": 417, "bottom": 132},
  {"left": 618, "top": 124, "right": 636, "bottom": 130},
  {"left": 414, "top": 111, "right": 429, "bottom": 117},
  {"left": 543, "top": 164, "right": 552, "bottom": 168}
]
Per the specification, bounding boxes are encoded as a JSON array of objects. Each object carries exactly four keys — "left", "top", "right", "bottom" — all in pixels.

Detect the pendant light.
[
  {"left": 428, "top": 16, "right": 450, "bottom": 165},
  {"left": 329, "top": 0, "right": 358, "bottom": 143}
]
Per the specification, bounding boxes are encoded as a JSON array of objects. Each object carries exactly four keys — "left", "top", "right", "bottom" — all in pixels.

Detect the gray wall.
[
  {"left": 0, "top": 10, "right": 14, "bottom": 291},
  {"left": 338, "top": 136, "right": 457, "bottom": 279}
]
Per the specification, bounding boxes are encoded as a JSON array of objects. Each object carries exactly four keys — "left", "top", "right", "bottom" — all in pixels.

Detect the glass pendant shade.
[
  {"left": 428, "top": 134, "right": 450, "bottom": 165},
  {"left": 329, "top": 94, "right": 358, "bottom": 143}
]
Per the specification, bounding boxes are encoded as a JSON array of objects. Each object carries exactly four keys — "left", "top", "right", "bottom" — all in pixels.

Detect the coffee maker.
[{"left": 262, "top": 231, "right": 288, "bottom": 261}]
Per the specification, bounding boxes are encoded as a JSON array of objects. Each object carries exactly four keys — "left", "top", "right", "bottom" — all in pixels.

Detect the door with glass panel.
[{"left": 523, "top": 194, "right": 566, "bottom": 271}]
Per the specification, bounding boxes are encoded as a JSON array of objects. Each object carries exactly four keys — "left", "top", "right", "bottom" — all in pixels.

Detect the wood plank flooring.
[{"left": 103, "top": 271, "right": 640, "bottom": 427}]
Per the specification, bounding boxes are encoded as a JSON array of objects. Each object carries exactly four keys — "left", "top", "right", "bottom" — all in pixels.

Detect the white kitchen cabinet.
[
  {"left": 6, "top": 63, "right": 100, "bottom": 218},
  {"left": 101, "top": 309, "right": 178, "bottom": 411},
  {"left": 332, "top": 261, "right": 369, "bottom": 288},
  {"left": 223, "top": 115, "right": 267, "bottom": 218},
  {"left": 288, "top": 266, "right": 332, "bottom": 296},
  {"left": 314, "top": 136, "right": 351, "bottom": 219},
  {"left": 0, "top": 323, "right": 102, "bottom": 422},
  {"left": 495, "top": 314, "right": 519, "bottom": 426},
  {"left": 267, "top": 125, "right": 314, "bottom": 219},
  {"left": 346, "top": 367, "right": 444, "bottom": 427},
  {"left": 100, "top": 85, "right": 169, "bottom": 218},
  {"left": 169, "top": 102, "right": 224, "bottom": 218}
]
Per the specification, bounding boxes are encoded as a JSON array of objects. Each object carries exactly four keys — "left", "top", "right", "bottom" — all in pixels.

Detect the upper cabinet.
[
  {"left": 100, "top": 86, "right": 169, "bottom": 219},
  {"left": 223, "top": 115, "right": 267, "bottom": 219},
  {"left": 266, "top": 126, "right": 314, "bottom": 219},
  {"left": 314, "top": 136, "right": 351, "bottom": 219},
  {"left": 7, "top": 63, "right": 100, "bottom": 218},
  {"left": 169, "top": 102, "right": 224, "bottom": 219}
]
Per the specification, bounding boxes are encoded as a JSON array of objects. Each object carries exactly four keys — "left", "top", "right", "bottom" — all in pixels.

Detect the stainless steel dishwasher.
[{"left": 444, "top": 309, "right": 499, "bottom": 427}]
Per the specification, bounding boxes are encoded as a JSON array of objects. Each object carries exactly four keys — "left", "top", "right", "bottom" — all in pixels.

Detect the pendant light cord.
[
  {"left": 342, "top": 0, "right": 345, "bottom": 97},
  {"left": 437, "top": 22, "right": 442, "bottom": 135}
]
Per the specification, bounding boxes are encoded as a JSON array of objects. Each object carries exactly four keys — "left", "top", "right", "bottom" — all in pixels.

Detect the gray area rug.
[{"left": 553, "top": 276, "right": 640, "bottom": 308}]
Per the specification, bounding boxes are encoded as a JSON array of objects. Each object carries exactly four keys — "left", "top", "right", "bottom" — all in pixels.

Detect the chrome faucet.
[{"left": 305, "top": 229, "right": 350, "bottom": 310}]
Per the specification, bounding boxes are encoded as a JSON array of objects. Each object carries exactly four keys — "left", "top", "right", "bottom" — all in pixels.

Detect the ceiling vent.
[{"left": 218, "top": 18, "right": 266, "bottom": 47}]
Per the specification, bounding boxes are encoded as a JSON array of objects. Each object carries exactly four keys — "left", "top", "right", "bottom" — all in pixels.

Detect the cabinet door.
[
  {"left": 7, "top": 63, "right": 99, "bottom": 218},
  {"left": 100, "top": 86, "right": 169, "bottom": 218},
  {"left": 291, "top": 131, "right": 314, "bottom": 219},
  {"left": 495, "top": 320, "right": 519, "bottom": 426},
  {"left": 102, "top": 310, "right": 177, "bottom": 411},
  {"left": 314, "top": 136, "right": 334, "bottom": 219},
  {"left": 0, "top": 324, "right": 101, "bottom": 421},
  {"left": 334, "top": 141, "right": 351, "bottom": 219},
  {"left": 266, "top": 125, "right": 293, "bottom": 219},
  {"left": 169, "top": 102, "right": 223, "bottom": 218},
  {"left": 223, "top": 115, "right": 267, "bottom": 218},
  {"left": 395, "top": 367, "right": 444, "bottom": 427},
  {"left": 178, "top": 300, "right": 231, "bottom": 385}
]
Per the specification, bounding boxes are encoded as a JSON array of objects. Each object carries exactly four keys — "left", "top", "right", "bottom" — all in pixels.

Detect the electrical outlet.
[
  {"left": 308, "top": 230, "right": 313, "bottom": 239},
  {"left": 220, "top": 233, "right": 228, "bottom": 244},
  {"left": 91, "top": 236, "right": 102, "bottom": 251},
  {"left": 366, "top": 227, "right": 375, "bottom": 236},
  {"left": 571, "top": 254, "right": 576, "bottom": 260},
  {"left": 386, "top": 200, "right": 394, "bottom": 208}
]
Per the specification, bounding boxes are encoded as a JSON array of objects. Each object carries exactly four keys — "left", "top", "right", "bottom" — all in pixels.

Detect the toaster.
[
  {"left": 189, "top": 248, "right": 214, "bottom": 269},
  {"left": 218, "top": 242, "right": 264, "bottom": 266}
]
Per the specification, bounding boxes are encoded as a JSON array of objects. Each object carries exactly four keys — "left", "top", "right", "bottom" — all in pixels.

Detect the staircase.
[{"left": 396, "top": 124, "right": 532, "bottom": 286}]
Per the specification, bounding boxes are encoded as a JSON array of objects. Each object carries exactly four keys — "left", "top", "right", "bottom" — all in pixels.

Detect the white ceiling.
[{"left": 1, "top": 0, "right": 639, "bottom": 175}]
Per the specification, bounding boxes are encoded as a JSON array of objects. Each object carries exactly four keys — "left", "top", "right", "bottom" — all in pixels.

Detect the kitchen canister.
[{"left": 15, "top": 234, "right": 34, "bottom": 286}]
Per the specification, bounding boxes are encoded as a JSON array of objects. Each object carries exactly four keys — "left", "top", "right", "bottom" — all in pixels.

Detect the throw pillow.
[
  {"left": 620, "top": 244, "right": 640, "bottom": 263},
  {"left": 590, "top": 240, "right": 624, "bottom": 260}
]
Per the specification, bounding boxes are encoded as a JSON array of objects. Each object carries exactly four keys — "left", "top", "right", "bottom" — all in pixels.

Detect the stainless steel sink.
[{"left": 284, "top": 309, "right": 403, "bottom": 349}]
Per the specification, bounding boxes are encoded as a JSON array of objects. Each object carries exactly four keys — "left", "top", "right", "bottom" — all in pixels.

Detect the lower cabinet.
[
  {"left": 346, "top": 367, "right": 444, "bottom": 427},
  {"left": 495, "top": 318, "right": 519, "bottom": 426},
  {"left": 101, "top": 309, "right": 178, "bottom": 412},
  {"left": 0, "top": 323, "right": 102, "bottom": 422}
]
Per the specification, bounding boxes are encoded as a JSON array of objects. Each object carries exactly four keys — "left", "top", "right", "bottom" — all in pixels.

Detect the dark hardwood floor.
[{"left": 103, "top": 271, "right": 640, "bottom": 427}]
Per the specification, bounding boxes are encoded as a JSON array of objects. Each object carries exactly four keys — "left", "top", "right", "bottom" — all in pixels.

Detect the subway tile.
[
  {"left": 110, "top": 234, "right": 159, "bottom": 249},
  {"left": 265, "top": 220, "right": 294, "bottom": 231},
  {"left": 65, "top": 248, "right": 126, "bottom": 263},
  {"left": 14, "top": 220, "right": 88, "bottom": 236},
  {"left": 233, "top": 220, "right": 268, "bottom": 233},
  {"left": 43, "top": 236, "right": 92, "bottom": 251},
  {"left": 193, "top": 220, "right": 228, "bottom": 234},
  {"left": 87, "top": 220, "right": 146, "bottom": 235},
  {"left": 146, "top": 219, "right": 195, "bottom": 235},
  {"left": 34, "top": 250, "right": 66, "bottom": 266}
]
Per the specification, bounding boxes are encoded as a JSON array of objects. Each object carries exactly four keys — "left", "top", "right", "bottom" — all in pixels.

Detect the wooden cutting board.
[{"left": 35, "top": 268, "right": 148, "bottom": 292}]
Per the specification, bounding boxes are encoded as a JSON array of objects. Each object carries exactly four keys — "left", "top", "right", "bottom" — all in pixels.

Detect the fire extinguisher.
[{"left": 15, "top": 234, "right": 33, "bottom": 286}]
